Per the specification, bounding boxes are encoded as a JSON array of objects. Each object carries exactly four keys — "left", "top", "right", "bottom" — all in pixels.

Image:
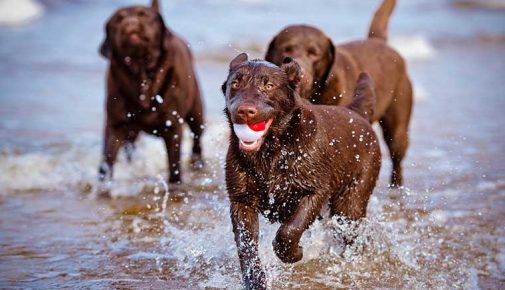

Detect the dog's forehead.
[
  {"left": 276, "top": 25, "right": 328, "bottom": 45},
  {"left": 232, "top": 60, "right": 283, "bottom": 79},
  {"left": 114, "top": 5, "right": 153, "bottom": 16}
]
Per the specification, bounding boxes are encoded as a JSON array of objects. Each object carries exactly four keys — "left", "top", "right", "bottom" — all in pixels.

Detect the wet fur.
[
  {"left": 98, "top": 0, "right": 204, "bottom": 185},
  {"left": 265, "top": 0, "right": 411, "bottom": 187},
  {"left": 223, "top": 55, "right": 381, "bottom": 289}
]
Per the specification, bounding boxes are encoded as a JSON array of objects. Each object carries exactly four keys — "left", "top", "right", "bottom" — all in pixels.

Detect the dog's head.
[
  {"left": 100, "top": 0, "right": 166, "bottom": 70},
  {"left": 265, "top": 25, "right": 335, "bottom": 99},
  {"left": 222, "top": 53, "right": 301, "bottom": 153}
]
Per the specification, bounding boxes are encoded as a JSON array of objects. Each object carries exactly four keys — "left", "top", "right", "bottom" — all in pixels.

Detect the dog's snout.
[
  {"left": 298, "top": 65, "right": 307, "bottom": 79},
  {"left": 122, "top": 16, "right": 142, "bottom": 34},
  {"left": 292, "top": 58, "right": 308, "bottom": 73},
  {"left": 237, "top": 105, "right": 258, "bottom": 122},
  {"left": 123, "top": 16, "right": 140, "bottom": 26}
]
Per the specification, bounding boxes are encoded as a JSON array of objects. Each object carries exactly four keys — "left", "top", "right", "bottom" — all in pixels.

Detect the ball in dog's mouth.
[{"left": 233, "top": 118, "right": 273, "bottom": 152}]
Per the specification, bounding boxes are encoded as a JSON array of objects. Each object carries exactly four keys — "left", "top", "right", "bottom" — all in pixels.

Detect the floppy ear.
[
  {"left": 221, "top": 81, "right": 227, "bottom": 95},
  {"left": 99, "top": 24, "right": 112, "bottom": 59},
  {"left": 281, "top": 57, "right": 301, "bottom": 88},
  {"left": 347, "top": 72, "right": 376, "bottom": 122},
  {"left": 264, "top": 36, "right": 277, "bottom": 63},
  {"left": 322, "top": 41, "right": 360, "bottom": 103},
  {"left": 327, "top": 37, "right": 335, "bottom": 66},
  {"left": 151, "top": 0, "right": 160, "bottom": 13},
  {"left": 229, "top": 53, "right": 248, "bottom": 71},
  {"left": 155, "top": 14, "right": 172, "bottom": 51}
]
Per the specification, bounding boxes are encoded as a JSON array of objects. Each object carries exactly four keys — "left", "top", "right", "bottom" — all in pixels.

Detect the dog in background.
[
  {"left": 98, "top": 0, "right": 204, "bottom": 187},
  {"left": 223, "top": 53, "right": 381, "bottom": 289},
  {"left": 265, "top": 0, "right": 412, "bottom": 187}
]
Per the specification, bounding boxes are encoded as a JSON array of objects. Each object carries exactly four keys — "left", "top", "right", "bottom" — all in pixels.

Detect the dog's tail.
[
  {"left": 368, "top": 0, "right": 396, "bottom": 41},
  {"left": 347, "top": 73, "right": 376, "bottom": 123}
]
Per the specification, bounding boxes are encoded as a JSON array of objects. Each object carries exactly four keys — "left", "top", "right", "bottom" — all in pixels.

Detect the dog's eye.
[
  {"left": 307, "top": 47, "right": 318, "bottom": 56},
  {"left": 231, "top": 80, "right": 240, "bottom": 90},
  {"left": 284, "top": 46, "right": 293, "bottom": 53},
  {"left": 116, "top": 11, "right": 127, "bottom": 21},
  {"left": 265, "top": 83, "right": 274, "bottom": 90}
]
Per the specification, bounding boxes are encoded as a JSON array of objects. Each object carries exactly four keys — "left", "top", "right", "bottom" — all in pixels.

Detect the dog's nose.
[{"left": 237, "top": 105, "right": 258, "bottom": 121}]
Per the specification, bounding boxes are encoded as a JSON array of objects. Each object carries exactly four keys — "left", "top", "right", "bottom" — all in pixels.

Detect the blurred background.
[{"left": 0, "top": 0, "right": 504, "bottom": 289}]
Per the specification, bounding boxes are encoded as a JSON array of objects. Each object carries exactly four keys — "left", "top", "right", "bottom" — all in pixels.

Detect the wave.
[
  {"left": 453, "top": 0, "right": 505, "bottom": 10},
  {"left": 414, "top": 82, "right": 429, "bottom": 102},
  {"left": 0, "top": 118, "right": 230, "bottom": 195},
  {"left": 390, "top": 35, "right": 436, "bottom": 61},
  {"left": 143, "top": 188, "right": 493, "bottom": 289},
  {"left": 0, "top": 0, "right": 44, "bottom": 26}
]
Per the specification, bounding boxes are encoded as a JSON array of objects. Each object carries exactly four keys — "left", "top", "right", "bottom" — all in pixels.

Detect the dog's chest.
[
  {"left": 258, "top": 177, "right": 303, "bottom": 222},
  {"left": 126, "top": 103, "right": 183, "bottom": 131},
  {"left": 249, "top": 153, "right": 317, "bottom": 222}
]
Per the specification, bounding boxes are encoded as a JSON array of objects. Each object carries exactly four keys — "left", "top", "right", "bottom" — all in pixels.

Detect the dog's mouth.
[
  {"left": 126, "top": 31, "right": 145, "bottom": 45},
  {"left": 121, "top": 27, "right": 147, "bottom": 46},
  {"left": 233, "top": 118, "right": 273, "bottom": 152},
  {"left": 128, "top": 32, "right": 142, "bottom": 44}
]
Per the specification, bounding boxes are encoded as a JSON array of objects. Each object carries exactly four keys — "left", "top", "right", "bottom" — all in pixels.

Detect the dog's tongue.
[
  {"left": 129, "top": 33, "right": 141, "bottom": 45},
  {"left": 248, "top": 121, "right": 266, "bottom": 132}
]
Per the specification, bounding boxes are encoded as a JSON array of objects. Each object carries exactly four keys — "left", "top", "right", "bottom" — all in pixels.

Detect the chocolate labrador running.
[
  {"left": 98, "top": 0, "right": 204, "bottom": 186},
  {"left": 223, "top": 54, "right": 381, "bottom": 289},
  {"left": 265, "top": 0, "right": 411, "bottom": 187}
]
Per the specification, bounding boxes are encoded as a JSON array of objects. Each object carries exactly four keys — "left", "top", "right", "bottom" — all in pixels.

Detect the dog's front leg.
[
  {"left": 162, "top": 125, "right": 183, "bottom": 184},
  {"left": 230, "top": 201, "right": 267, "bottom": 290},
  {"left": 273, "top": 193, "right": 326, "bottom": 263},
  {"left": 99, "top": 123, "right": 128, "bottom": 182}
]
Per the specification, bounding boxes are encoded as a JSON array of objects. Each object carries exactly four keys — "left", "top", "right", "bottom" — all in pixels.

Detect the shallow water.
[{"left": 1, "top": 0, "right": 505, "bottom": 289}]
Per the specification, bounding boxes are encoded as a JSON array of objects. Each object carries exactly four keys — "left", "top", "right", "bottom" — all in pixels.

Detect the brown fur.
[
  {"left": 265, "top": 0, "right": 412, "bottom": 187},
  {"left": 223, "top": 54, "right": 381, "bottom": 289},
  {"left": 98, "top": 0, "right": 204, "bottom": 186}
]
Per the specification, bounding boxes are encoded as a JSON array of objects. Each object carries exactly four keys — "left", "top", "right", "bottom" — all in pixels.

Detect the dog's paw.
[
  {"left": 272, "top": 235, "right": 303, "bottom": 263},
  {"left": 243, "top": 262, "right": 267, "bottom": 290},
  {"left": 97, "top": 188, "right": 112, "bottom": 199},
  {"left": 123, "top": 142, "right": 136, "bottom": 163},
  {"left": 98, "top": 162, "right": 111, "bottom": 182},
  {"left": 389, "top": 170, "right": 403, "bottom": 188},
  {"left": 168, "top": 174, "right": 182, "bottom": 185},
  {"left": 95, "top": 180, "right": 112, "bottom": 199},
  {"left": 168, "top": 180, "right": 186, "bottom": 193},
  {"left": 190, "top": 154, "right": 205, "bottom": 170}
]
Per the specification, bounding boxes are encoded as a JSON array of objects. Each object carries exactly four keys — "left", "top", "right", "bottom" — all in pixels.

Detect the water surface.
[{"left": 0, "top": 0, "right": 504, "bottom": 289}]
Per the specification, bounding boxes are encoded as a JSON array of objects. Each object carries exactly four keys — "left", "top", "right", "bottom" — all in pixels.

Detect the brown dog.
[
  {"left": 265, "top": 0, "right": 412, "bottom": 187},
  {"left": 98, "top": 0, "right": 204, "bottom": 186},
  {"left": 223, "top": 53, "right": 381, "bottom": 289}
]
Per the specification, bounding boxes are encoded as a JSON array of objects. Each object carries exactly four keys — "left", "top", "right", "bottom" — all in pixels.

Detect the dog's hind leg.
[
  {"left": 123, "top": 129, "right": 139, "bottom": 163},
  {"left": 330, "top": 179, "right": 375, "bottom": 221},
  {"left": 331, "top": 145, "right": 381, "bottom": 220},
  {"left": 380, "top": 75, "right": 413, "bottom": 187},
  {"left": 330, "top": 168, "right": 379, "bottom": 245},
  {"left": 185, "top": 96, "right": 205, "bottom": 170}
]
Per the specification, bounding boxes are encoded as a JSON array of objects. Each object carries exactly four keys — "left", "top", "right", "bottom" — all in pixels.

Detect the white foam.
[
  {"left": 0, "top": 0, "right": 44, "bottom": 26},
  {"left": 158, "top": 204, "right": 458, "bottom": 289},
  {"left": 414, "top": 82, "right": 430, "bottom": 102},
  {"left": 390, "top": 35, "right": 436, "bottom": 61},
  {"left": 455, "top": 0, "right": 505, "bottom": 9},
  {"left": 498, "top": 246, "right": 505, "bottom": 273},
  {"left": 0, "top": 117, "right": 230, "bottom": 194}
]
